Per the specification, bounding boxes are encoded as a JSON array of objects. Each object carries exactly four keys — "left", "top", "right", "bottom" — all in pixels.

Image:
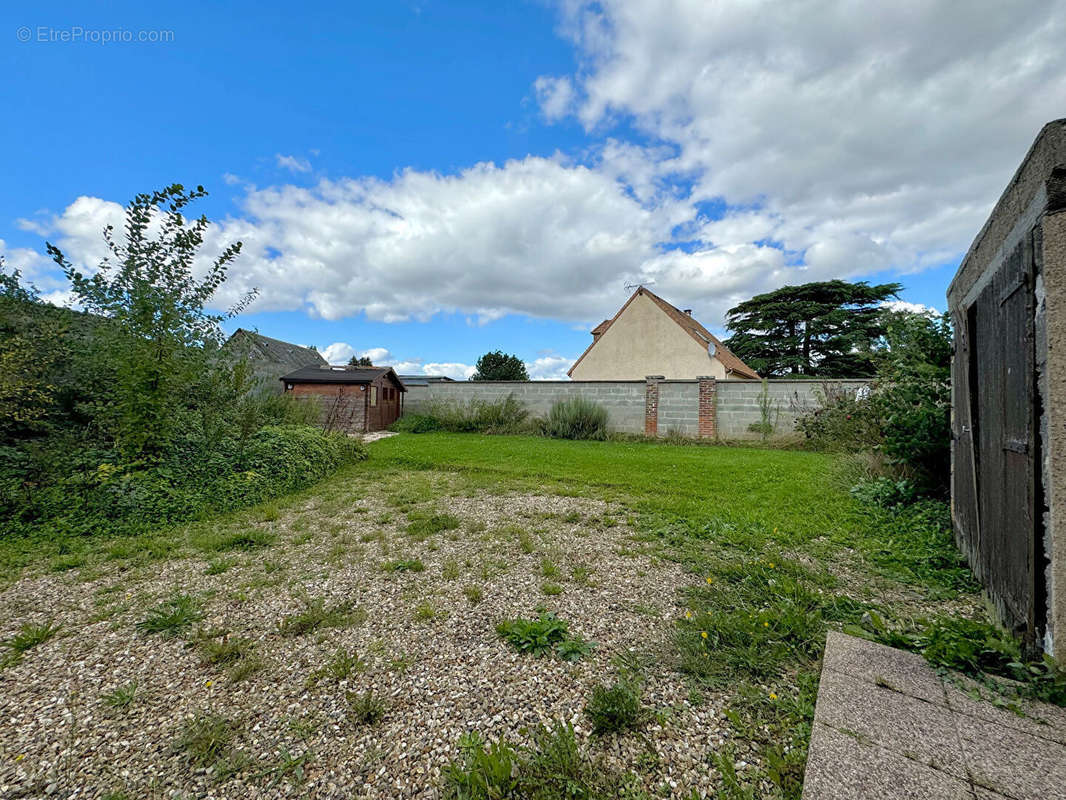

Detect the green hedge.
[{"left": 1, "top": 425, "right": 366, "bottom": 538}]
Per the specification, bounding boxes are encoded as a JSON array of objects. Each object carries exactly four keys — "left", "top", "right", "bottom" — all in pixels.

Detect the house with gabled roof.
[
  {"left": 224, "top": 328, "right": 327, "bottom": 391},
  {"left": 568, "top": 287, "right": 759, "bottom": 380}
]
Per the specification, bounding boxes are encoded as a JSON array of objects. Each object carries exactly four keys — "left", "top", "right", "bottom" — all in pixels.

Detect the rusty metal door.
[{"left": 963, "top": 237, "right": 1040, "bottom": 642}]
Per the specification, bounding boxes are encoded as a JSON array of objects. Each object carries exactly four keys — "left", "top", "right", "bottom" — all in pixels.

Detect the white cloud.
[
  {"left": 534, "top": 75, "right": 577, "bottom": 121},
  {"left": 544, "top": 0, "right": 1066, "bottom": 278},
  {"left": 525, "top": 354, "right": 575, "bottom": 380},
  {"left": 321, "top": 342, "right": 356, "bottom": 364},
  {"left": 222, "top": 172, "right": 243, "bottom": 186},
  {"left": 320, "top": 343, "right": 395, "bottom": 365},
  {"left": 882, "top": 300, "right": 942, "bottom": 316},
  {"left": 275, "top": 154, "right": 311, "bottom": 173},
  {"left": 422, "top": 362, "right": 477, "bottom": 380}
]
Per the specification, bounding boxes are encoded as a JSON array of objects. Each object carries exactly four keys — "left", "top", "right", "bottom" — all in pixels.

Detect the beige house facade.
[{"left": 568, "top": 287, "right": 759, "bottom": 381}]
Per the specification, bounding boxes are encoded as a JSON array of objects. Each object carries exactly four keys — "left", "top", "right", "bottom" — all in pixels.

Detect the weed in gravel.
[
  {"left": 229, "top": 656, "right": 267, "bottom": 683},
  {"left": 175, "top": 712, "right": 242, "bottom": 769},
  {"left": 254, "top": 746, "right": 314, "bottom": 789},
  {"left": 196, "top": 631, "right": 256, "bottom": 667},
  {"left": 463, "top": 585, "right": 484, "bottom": 605},
  {"left": 585, "top": 679, "right": 644, "bottom": 735},
  {"left": 204, "top": 558, "right": 235, "bottom": 575},
  {"left": 382, "top": 557, "right": 425, "bottom": 573},
  {"left": 136, "top": 595, "right": 203, "bottom": 638},
  {"left": 570, "top": 565, "right": 593, "bottom": 585},
  {"left": 541, "top": 581, "right": 563, "bottom": 596},
  {"left": 308, "top": 648, "right": 365, "bottom": 685},
  {"left": 443, "top": 731, "right": 518, "bottom": 798},
  {"left": 540, "top": 558, "right": 560, "bottom": 579},
  {"left": 443, "top": 722, "right": 631, "bottom": 800},
  {"left": 278, "top": 598, "right": 363, "bottom": 637},
  {"left": 442, "top": 558, "right": 461, "bottom": 581},
  {"left": 196, "top": 528, "right": 276, "bottom": 553},
  {"left": 512, "top": 526, "right": 536, "bottom": 554},
  {"left": 563, "top": 511, "right": 583, "bottom": 524},
  {"left": 496, "top": 612, "right": 592, "bottom": 661},
  {"left": 346, "top": 689, "right": 386, "bottom": 726},
  {"left": 389, "top": 653, "right": 414, "bottom": 673},
  {"left": 1, "top": 621, "right": 60, "bottom": 668},
  {"left": 414, "top": 600, "right": 447, "bottom": 622},
  {"left": 102, "top": 680, "right": 139, "bottom": 710},
  {"left": 554, "top": 635, "right": 594, "bottom": 663},
  {"left": 405, "top": 511, "right": 461, "bottom": 540}
]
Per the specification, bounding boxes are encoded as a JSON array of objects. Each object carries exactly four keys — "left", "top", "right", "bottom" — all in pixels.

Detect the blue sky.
[{"left": 3, "top": 1, "right": 1064, "bottom": 378}]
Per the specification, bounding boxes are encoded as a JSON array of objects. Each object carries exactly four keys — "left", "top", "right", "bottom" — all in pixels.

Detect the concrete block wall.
[
  {"left": 657, "top": 380, "right": 700, "bottom": 437},
  {"left": 402, "top": 378, "right": 871, "bottom": 441},
  {"left": 715, "top": 379, "right": 871, "bottom": 440},
  {"left": 404, "top": 381, "right": 648, "bottom": 433}
]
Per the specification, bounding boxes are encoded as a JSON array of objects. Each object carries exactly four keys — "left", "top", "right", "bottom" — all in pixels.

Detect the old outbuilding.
[
  {"left": 948, "top": 118, "right": 1066, "bottom": 661},
  {"left": 281, "top": 365, "right": 406, "bottom": 433}
]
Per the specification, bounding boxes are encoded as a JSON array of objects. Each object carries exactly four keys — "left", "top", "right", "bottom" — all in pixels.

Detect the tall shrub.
[{"left": 539, "top": 397, "right": 608, "bottom": 440}]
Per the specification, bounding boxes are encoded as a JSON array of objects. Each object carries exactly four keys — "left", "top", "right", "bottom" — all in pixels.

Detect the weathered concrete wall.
[
  {"left": 402, "top": 378, "right": 870, "bottom": 441},
  {"left": 948, "top": 118, "right": 1066, "bottom": 662},
  {"left": 1043, "top": 207, "right": 1066, "bottom": 661},
  {"left": 405, "top": 380, "right": 648, "bottom": 433},
  {"left": 715, "top": 379, "right": 871, "bottom": 440}
]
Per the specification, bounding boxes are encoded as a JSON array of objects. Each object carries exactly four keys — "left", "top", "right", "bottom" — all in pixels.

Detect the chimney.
[{"left": 683, "top": 309, "right": 692, "bottom": 316}]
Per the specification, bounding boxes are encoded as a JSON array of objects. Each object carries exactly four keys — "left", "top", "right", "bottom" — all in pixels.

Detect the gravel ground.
[{"left": 0, "top": 487, "right": 735, "bottom": 799}]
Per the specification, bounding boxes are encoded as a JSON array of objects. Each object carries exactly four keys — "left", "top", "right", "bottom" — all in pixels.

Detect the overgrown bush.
[
  {"left": 392, "top": 395, "right": 530, "bottom": 435},
  {"left": 0, "top": 186, "right": 369, "bottom": 546},
  {"left": 2, "top": 426, "right": 366, "bottom": 538},
  {"left": 537, "top": 397, "right": 608, "bottom": 440},
  {"left": 794, "top": 310, "right": 951, "bottom": 496}
]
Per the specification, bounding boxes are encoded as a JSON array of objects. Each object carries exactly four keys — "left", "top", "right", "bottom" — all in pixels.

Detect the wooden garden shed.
[
  {"left": 280, "top": 365, "right": 406, "bottom": 434},
  {"left": 948, "top": 119, "right": 1066, "bottom": 661}
]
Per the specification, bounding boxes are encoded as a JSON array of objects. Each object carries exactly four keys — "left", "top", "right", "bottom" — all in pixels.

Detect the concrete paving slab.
[
  {"left": 972, "top": 790, "right": 1017, "bottom": 800},
  {"left": 955, "top": 713, "right": 1066, "bottom": 800},
  {"left": 814, "top": 668, "right": 968, "bottom": 779},
  {"left": 801, "top": 721, "right": 974, "bottom": 800},
  {"left": 821, "top": 630, "right": 947, "bottom": 705},
  {"left": 943, "top": 674, "right": 1066, "bottom": 746}
]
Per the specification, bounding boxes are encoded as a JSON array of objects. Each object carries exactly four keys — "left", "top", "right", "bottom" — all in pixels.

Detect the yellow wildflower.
[
  {"left": 205, "top": 680, "right": 213, "bottom": 688},
  {"left": 769, "top": 692, "right": 778, "bottom": 700},
  {"left": 768, "top": 562, "right": 775, "bottom": 569},
  {"left": 763, "top": 621, "right": 770, "bottom": 627},
  {"left": 701, "top": 631, "right": 708, "bottom": 639},
  {"left": 684, "top": 611, "right": 693, "bottom": 619},
  {"left": 15, "top": 754, "right": 24, "bottom": 762},
  {"left": 706, "top": 577, "right": 714, "bottom": 584}
]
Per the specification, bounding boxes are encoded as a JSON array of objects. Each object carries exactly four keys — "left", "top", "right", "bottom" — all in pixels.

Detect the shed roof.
[{"left": 281, "top": 365, "right": 406, "bottom": 389}]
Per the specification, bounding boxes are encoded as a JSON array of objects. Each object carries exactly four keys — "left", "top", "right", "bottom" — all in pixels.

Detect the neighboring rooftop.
[
  {"left": 568, "top": 286, "right": 759, "bottom": 379},
  {"left": 397, "top": 374, "right": 457, "bottom": 386},
  {"left": 226, "top": 329, "right": 327, "bottom": 370}
]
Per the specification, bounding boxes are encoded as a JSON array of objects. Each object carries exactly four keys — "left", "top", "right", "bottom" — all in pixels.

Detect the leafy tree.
[
  {"left": 724, "top": 280, "right": 902, "bottom": 377},
  {"left": 471, "top": 350, "right": 529, "bottom": 381},
  {"left": 47, "top": 184, "right": 256, "bottom": 458},
  {"left": 0, "top": 261, "right": 60, "bottom": 439},
  {"left": 348, "top": 355, "right": 373, "bottom": 367}
]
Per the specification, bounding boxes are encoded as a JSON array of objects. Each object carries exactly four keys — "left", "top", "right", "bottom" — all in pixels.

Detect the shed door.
[{"left": 966, "top": 237, "right": 1040, "bottom": 642}]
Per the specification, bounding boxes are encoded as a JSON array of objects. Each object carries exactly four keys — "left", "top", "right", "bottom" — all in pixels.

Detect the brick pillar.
[
  {"left": 645, "top": 375, "right": 663, "bottom": 437},
  {"left": 698, "top": 376, "right": 717, "bottom": 439}
]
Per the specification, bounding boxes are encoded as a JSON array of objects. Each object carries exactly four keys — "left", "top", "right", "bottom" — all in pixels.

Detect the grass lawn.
[{"left": 0, "top": 434, "right": 980, "bottom": 799}]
